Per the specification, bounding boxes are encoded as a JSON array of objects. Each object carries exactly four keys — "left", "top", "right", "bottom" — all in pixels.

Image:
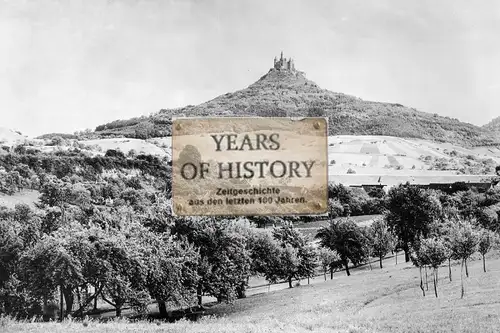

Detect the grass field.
[
  {"left": 0, "top": 190, "right": 40, "bottom": 209},
  {"left": 4, "top": 252, "right": 499, "bottom": 333},
  {"left": 294, "top": 215, "right": 381, "bottom": 240}
]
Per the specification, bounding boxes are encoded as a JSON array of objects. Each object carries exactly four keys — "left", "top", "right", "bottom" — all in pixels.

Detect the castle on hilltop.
[{"left": 274, "top": 52, "right": 295, "bottom": 71}]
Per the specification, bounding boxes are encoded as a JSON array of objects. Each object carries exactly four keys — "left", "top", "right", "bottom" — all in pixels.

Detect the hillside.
[
  {"left": 93, "top": 57, "right": 500, "bottom": 147},
  {"left": 141, "top": 135, "right": 498, "bottom": 185},
  {"left": 483, "top": 116, "right": 500, "bottom": 134},
  {"left": 5, "top": 254, "right": 500, "bottom": 332},
  {"left": 0, "top": 127, "right": 26, "bottom": 146}
]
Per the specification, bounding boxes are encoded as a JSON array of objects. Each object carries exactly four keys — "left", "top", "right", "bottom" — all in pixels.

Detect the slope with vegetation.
[
  {"left": 92, "top": 67, "right": 500, "bottom": 147},
  {"left": 483, "top": 116, "right": 500, "bottom": 134}
]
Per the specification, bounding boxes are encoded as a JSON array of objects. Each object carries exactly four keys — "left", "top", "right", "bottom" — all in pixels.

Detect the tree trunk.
[
  {"left": 237, "top": 281, "right": 247, "bottom": 298},
  {"left": 483, "top": 254, "right": 486, "bottom": 273},
  {"left": 307, "top": 277, "right": 310, "bottom": 285},
  {"left": 63, "top": 287, "right": 74, "bottom": 315},
  {"left": 158, "top": 300, "right": 167, "bottom": 317},
  {"left": 424, "top": 266, "right": 429, "bottom": 291},
  {"left": 42, "top": 295, "right": 50, "bottom": 321},
  {"left": 116, "top": 305, "right": 122, "bottom": 318},
  {"left": 330, "top": 267, "right": 334, "bottom": 280},
  {"left": 461, "top": 259, "right": 465, "bottom": 299},
  {"left": 76, "top": 288, "right": 82, "bottom": 317},
  {"left": 344, "top": 259, "right": 350, "bottom": 276},
  {"left": 419, "top": 267, "right": 425, "bottom": 296},
  {"left": 288, "top": 277, "right": 293, "bottom": 288},
  {"left": 324, "top": 269, "right": 327, "bottom": 281},
  {"left": 448, "top": 258, "right": 452, "bottom": 282},
  {"left": 433, "top": 269, "right": 438, "bottom": 298},
  {"left": 93, "top": 283, "right": 98, "bottom": 311},
  {"left": 395, "top": 251, "right": 398, "bottom": 265},
  {"left": 59, "top": 286, "right": 64, "bottom": 321},
  {"left": 465, "top": 258, "right": 469, "bottom": 277},
  {"left": 197, "top": 283, "right": 203, "bottom": 307},
  {"left": 368, "top": 257, "right": 372, "bottom": 270},
  {"left": 404, "top": 245, "right": 410, "bottom": 262},
  {"left": 379, "top": 256, "right": 383, "bottom": 269}
]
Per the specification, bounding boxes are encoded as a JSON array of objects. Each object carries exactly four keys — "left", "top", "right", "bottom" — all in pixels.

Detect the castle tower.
[{"left": 273, "top": 52, "right": 296, "bottom": 72}]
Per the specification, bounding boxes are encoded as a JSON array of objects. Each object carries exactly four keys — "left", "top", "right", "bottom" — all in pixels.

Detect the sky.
[{"left": 1, "top": 0, "right": 499, "bottom": 137}]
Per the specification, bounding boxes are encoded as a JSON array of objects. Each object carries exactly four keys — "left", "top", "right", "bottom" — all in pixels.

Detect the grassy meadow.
[{"left": 3, "top": 252, "right": 500, "bottom": 333}]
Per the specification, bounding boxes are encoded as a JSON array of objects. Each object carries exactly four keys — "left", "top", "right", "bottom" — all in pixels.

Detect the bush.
[
  {"left": 328, "top": 199, "right": 344, "bottom": 218},
  {"left": 105, "top": 149, "right": 126, "bottom": 159}
]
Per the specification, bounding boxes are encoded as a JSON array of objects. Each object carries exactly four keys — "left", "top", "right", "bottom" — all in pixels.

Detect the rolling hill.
[
  {"left": 0, "top": 127, "right": 27, "bottom": 146},
  {"left": 483, "top": 116, "right": 500, "bottom": 134},
  {"left": 93, "top": 56, "right": 500, "bottom": 147}
]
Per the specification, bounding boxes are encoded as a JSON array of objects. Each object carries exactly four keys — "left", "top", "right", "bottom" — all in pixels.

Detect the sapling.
[
  {"left": 419, "top": 238, "right": 447, "bottom": 298},
  {"left": 448, "top": 220, "right": 479, "bottom": 298},
  {"left": 478, "top": 229, "right": 498, "bottom": 273}
]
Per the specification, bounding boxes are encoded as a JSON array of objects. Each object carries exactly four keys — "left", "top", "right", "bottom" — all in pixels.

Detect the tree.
[
  {"left": 440, "top": 226, "right": 455, "bottom": 282},
  {"left": 419, "top": 238, "right": 448, "bottom": 298},
  {"left": 95, "top": 229, "right": 149, "bottom": 317},
  {"left": 247, "top": 229, "right": 282, "bottom": 281},
  {"left": 172, "top": 217, "right": 251, "bottom": 306},
  {"left": 410, "top": 244, "right": 430, "bottom": 297},
  {"left": 386, "top": 184, "right": 442, "bottom": 262},
  {"left": 316, "top": 218, "right": 367, "bottom": 276},
  {"left": 369, "top": 218, "right": 394, "bottom": 269},
  {"left": 298, "top": 244, "right": 317, "bottom": 285},
  {"left": 478, "top": 229, "right": 498, "bottom": 272},
  {"left": 448, "top": 220, "right": 479, "bottom": 298},
  {"left": 476, "top": 207, "right": 498, "bottom": 231},
  {"left": 20, "top": 234, "right": 84, "bottom": 319},
  {"left": 272, "top": 223, "right": 317, "bottom": 287},
  {"left": 270, "top": 245, "right": 301, "bottom": 288},
  {"left": 328, "top": 199, "right": 344, "bottom": 219},
  {"left": 135, "top": 230, "right": 199, "bottom": 317},
  {"left": 317, "top": 247, "right": 342, "bottom": 280}
]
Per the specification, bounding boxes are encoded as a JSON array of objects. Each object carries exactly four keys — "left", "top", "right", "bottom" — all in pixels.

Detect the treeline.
[
  {"left": 1, "top": 146, "right": 499, "bottom": 320},
  {"left": 0, "top": 198, "right": 323, "bottom": 319},
  {"left": 315, "top": 182, "right": 500, "bottom": 298},
  {"left": 0, "top": 149, "right": 170, "bottom": 196},
  {"left": 94, "top": 115, "right": 172, "bottom": 139}
]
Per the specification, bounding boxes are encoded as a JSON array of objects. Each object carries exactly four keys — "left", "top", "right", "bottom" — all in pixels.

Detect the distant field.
[
  {"left": 295, "top": 215, "right": 381, "bottom": 240},
  {"left": 5, "top": 252, "right": 500, "bottom": 333},
  {"left": 81, "top": 138, "right": 169, "bottom": 157},
  {"left": 152, "top": 135, "right": 499, "bottom": 187},
  {"left": 0, "top": 190, "right": 39, "bottom": 209},
  {"left": 2, "top": 132, "right": 497, "bottom": 188}
]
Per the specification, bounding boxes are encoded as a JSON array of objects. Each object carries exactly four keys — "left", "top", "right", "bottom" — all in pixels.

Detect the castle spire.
[{"left": 280, "top": 51, "right": 283, "bottom": 61}]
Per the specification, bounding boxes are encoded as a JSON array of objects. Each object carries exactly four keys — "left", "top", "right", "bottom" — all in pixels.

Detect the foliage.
[
  {"left": 369, "top": 218, "right": 394, "bottom": 268},
  {"left": 478, "top": 229, "right": 498, "bottom": 272},
  {"left": 315, "top": 218, "right": 367, "bottom": 276},
  {"left": 447, "top": 220, "right": 480, "bottom": 262},
  {"left": 385, "top": 183, "right": 442, "bottom": 262},
  {"left": 271, "top": 224, "right": 317, "bottom": 287},
  {"left": 317, "top": 247, "right": 342, "bottom": 280},
  {"left": 418, "top": 238, "right": 448, "bottom": 297},
  {"left": 172, "top": 218, "right": 251, "bottom": 304}
]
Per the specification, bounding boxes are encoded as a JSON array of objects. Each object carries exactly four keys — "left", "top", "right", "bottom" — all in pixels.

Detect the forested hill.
[
  {"left": 93, "top": 67, "right": 500, "bottom": 147},
  {"left": 483, "top": 116, "right": 500, "bottom": 134}
]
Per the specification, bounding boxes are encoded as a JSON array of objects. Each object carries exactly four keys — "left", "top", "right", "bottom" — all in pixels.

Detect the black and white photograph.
[{"left": 1, "top": 0, "right": 500, "bottom": 332}]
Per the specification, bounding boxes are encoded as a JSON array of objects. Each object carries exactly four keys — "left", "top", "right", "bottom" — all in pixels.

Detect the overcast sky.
[{"left": 1, "top": 0, "right": 499, "bottom": 137}]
